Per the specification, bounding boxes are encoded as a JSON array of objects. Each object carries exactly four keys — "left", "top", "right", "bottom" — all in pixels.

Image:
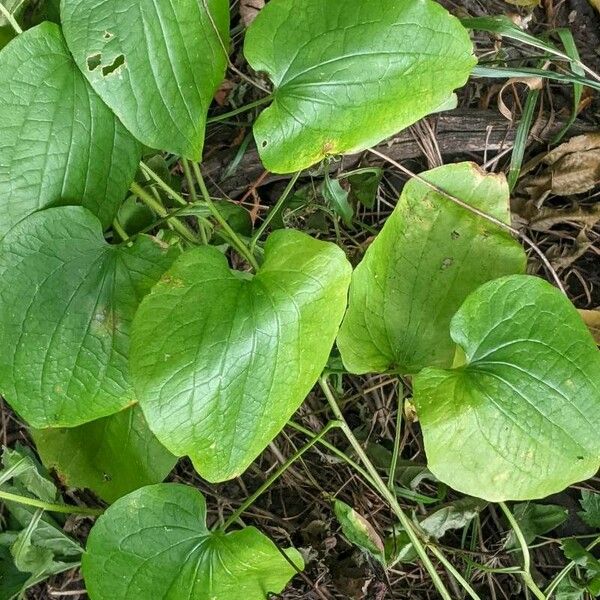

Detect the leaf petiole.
[
  {"left": 0, "top": 1, "right": 23, "bottom": 34},
  {"left": 0, "top": 489, "right": 103, "bottom": 516},
  {"left": 191, "top": 162, "right": 260, "bottom": 271},
  {"left": 221, "top": 420, "right": 341, "bottom": 530}
]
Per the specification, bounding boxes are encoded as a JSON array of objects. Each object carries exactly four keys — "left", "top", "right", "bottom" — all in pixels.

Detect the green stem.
[
  {"left": 181, "top": 159, "right": 208, "bottom": 245},
  {"left": 0, "top": 490, "right": 103, "bottom": 517},
  {"left": 222, "top": 420, "right": 341, "bottom": 530},
  {"left": 139, "top": 162, "right": 187, "bottom": 207},
  {"left": 428, "top": 544, "right": 482, "bottom": 600},
  {"left": 112, "top": 218, "right": 130, "bottom": 243},
  {"left": 388, "top": 384, "right": 403, "bottom": 495},
  {"left": 545, "top": 535, "right": 600, "bottom": 598},
  {"left": 250, "top": 171, "right": 301, "bottom": 252},
  {"left": 130, "top": 181, "right": 199, "bottom": 244},
  {"left": 319, "top": 376, "right": 453, "bottom": 600},
  {"left": 191, "top": 162, "right": 260, "bottom": 271},
  {"left": 206, "top": 96, "right": 272, "bottom": 124},
  {"left": 0, "top": 2, "right": 22, "bottom": 34},
  {"left": 499, "top": 502, "right": 547, "bottom": 600},
  {"left": 286, "top": 421, "right": 378, "bottom": 491}
]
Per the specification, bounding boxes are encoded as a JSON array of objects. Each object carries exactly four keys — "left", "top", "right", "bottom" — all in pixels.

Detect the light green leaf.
[
  {"left": 32, "top": 406, "right": 177, "bottom": 503},
  {"left": 337, "top": 163, "right": 526, "bottom": 375},
  {"left": 334, "top": 499, "right": 385, "bottom": 564},
  {"left": 131, "top": 229, "right": 351, "bottom": 482},
  {"left": 414, "top": 275, "right": 600, "bottom": 501},
  {"left": 0, "top": 23, "right": 141, "bottom": 238},
  {"left": 0, "top": 446, "right": 56, "bottom": 503},
  {"left": 504, "top": 503, "right": 568, "bottom": 548},
  {"left": 244, "top": 0, "right": 475, "bottom": 173},
  {"left": 419, "top": 498, "right": 487, "bottom": 540},
  {"left": 0, "top": 206, "right": 179, "bottom": 428},
  {"left": 61, "top": 0, "right": 229, "bottom": 159},
  {"left": 82, "top": 484, "right": 303, "bottom": 600}
]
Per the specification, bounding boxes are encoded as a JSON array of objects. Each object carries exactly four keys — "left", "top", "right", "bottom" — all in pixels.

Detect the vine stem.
[
  {"left": 130, "top": 181, "right": 199, "bottom": 244},
  {"left": 0, "top": 490, "right": 103, "bottom": 517},
  {"left": 499, "top": 502, "right": 547, "bottom": 600},
  {"left": 388, "top": 382, "right": 403, "bottom": 495},
  {"left": 0, "top": 1, "right": 22, "bottom": 34},
  {"left": 544, "top": 534, "right": 600, "bottom": 597},
  {"left": 367, "top": 148, "right": 566, "bottom": 296},
  {"left": 207, "top": 96, "right": 273, "bottom": 124},
  {"left": 181, "top": 158, "right": 209, "bottom": 245},
  {"left": 139, "top": 162, "right": 187, "bottom": 207},
  {"left": 222, "top": 420, "right": 341, "bottom": 531},
  {"left": 191, "top": 162, "right": 260, "bottom": 271},
  {"left": 250, "top": 170, "right": 301, "bottom": 252},
  {"left": 318, "top": 376, "right": 454, "bottom": 600}
]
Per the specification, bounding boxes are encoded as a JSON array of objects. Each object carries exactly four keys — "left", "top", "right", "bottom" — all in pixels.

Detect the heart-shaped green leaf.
[
  {"left": 61, "top": 0, "right": 229, "bottom": 159},
  {"left": 0, "top": 23, "right": 141, "bottom": 238},
  {"left": 0, "top": 207, "right": 179, "bottom": 428},
  {"left": 131, "top": 230, "right": 351, "bottom": 482},
  {"left": 82, "top": 484, "right": 303, "bottom": 600},
  {"left": 244, "top": 0, "right": 476, "bottom": 173},
  {"left": 414, "top": 275, "right": 600, "bottom": 501},
  {"left": 32, "top": 406, "right": 176, "bottom": 503},
  {"left": 337, "top": 163, "right": 527, "bottom": 375}
]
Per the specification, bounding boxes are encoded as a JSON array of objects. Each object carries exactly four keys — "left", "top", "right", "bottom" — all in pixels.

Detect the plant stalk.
[
  {"left": 499, "top": 502, "right": 547, "bottom": 600},
  {"left": 250, "top": 170, "right": 301, "bottom": 252},
  {"left": 130, "top": 181, "right": 199, "bottom": 244},
  {"left": 191, "top": 162, "right": 260, "bottom": 271},
  {"left": 207, "top": 96, "right": 273, "bottom": 124},
  {"left": 0, "top": 490, "right": 103, "bottom": 517},
  {"left": 222, "top": 420, "right": 341, "bottom": 530},
  {"left": 0, "top": 1, "right": 22, "bottom": 34},
  {"left": 181, "top": 158, "right": 209, "bottom": 245},
  {"left": 318, "top": 376, "right": 454, "bottom": 600}
]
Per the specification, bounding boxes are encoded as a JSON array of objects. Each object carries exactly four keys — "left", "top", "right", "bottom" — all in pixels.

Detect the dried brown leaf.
[{"left": 523, "top": 133, "right": 600, "bottom": 202}]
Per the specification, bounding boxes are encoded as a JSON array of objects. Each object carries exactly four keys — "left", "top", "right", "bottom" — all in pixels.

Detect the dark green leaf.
[
  {"left": 579, "top": 491, "right": 600, "bottom": 529},
  {"left": 347, "top": 169, "right": 383, "bottom": 209},
  {"left": 82, "top": 484, "right": 303, "bottom": 600},
  {"left": 0, "top": 23, "right": 140, "bottom": 238},
  {"left": 131, "top": 230, "right": 351, "bottom": 481},
  {"left": 322, "top": 174, "right": 353, "bottom": 226},
  {"left": 0, "top": 207, "right": 179, "bottom": 428},
  {"left": 61, "top": 0, "right": 229, "bottom": 159},
  {"left": 32, "top": 406, "right": 177, "bottom": 503},
  {"left": 244, "top": 0, "right": 475, "bottom": 172},
  {"left": 504, "top": 503, "right": 568, "bottom": 548},
  {"left": 337, "top": 163, "right": 526, "bottom": 375},
  {"left": 414, "top": 275, "right": 600, "bottom": 501},
  {"left": 0, "top": 446, "right": 56, "bottom": 503}
]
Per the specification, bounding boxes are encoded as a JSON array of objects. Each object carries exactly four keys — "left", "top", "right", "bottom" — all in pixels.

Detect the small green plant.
[{"left": 0, "top": 0, "right": 598, "bottom": 598}]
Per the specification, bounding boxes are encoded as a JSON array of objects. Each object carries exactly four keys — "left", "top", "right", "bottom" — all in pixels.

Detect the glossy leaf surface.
[
  {"left": 244, "top": 0, "right": 475, "bottom": 172},
  {"left": 0, "top": 207, "right": 178, "bottom": 428},
  {"left": 337, "top": 163, "right": 526, "bottom": 375},
  {"left": 61, "top": 0, "right": 229, "bottom": 159},
  {"left": 131, "top": 230, "right": 351, "bottom": 482},
  {"left": 32, "top": 406, "right": 176, "bottom": 503},
  {"left": 82, "top": 484, "right": 303, "bottom": 600},
  {"left": 0, "top": 23, "right": 140, "bottom": 238},
  {"left": 414, "top": 275, "right": 600, "bottom": 501}
]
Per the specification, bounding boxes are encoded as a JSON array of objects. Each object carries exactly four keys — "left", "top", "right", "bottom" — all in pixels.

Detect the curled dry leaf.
[
  {"left": 523, "top": 133, "right": 600, "bottom": 202},
  {"left": 240, "top": 0, "right": 265, "bottom": 26}
]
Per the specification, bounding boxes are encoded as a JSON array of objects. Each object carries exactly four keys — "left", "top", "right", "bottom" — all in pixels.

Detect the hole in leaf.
[
  {"left": 86, "top": 53, "right": 102, "bottom": 71},
  {"left": 261, "top": 140, "right": 268, "bottom": 148},
  {"left": 103, "top": 31, "right": 113, "bottom": 40},
  {"left": 102, "top": 54, "right": 126, "bottom": 77}
]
